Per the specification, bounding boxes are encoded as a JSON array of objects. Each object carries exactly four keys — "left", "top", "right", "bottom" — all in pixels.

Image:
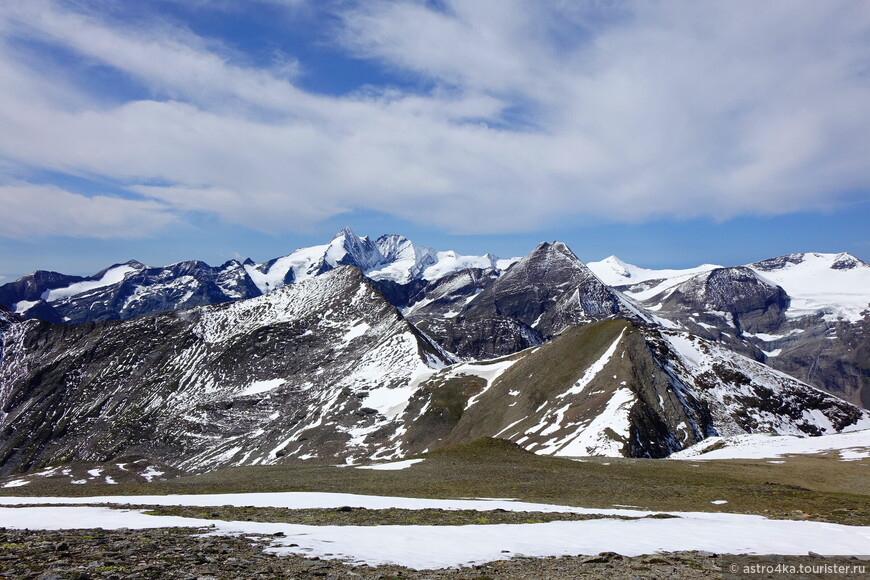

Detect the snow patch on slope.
[
  {"left": 587, "top": 256, "right": 721, "bottom": 287},
  {"left": 238, "top": 379, "right": 286, "bottom": 397},
  {"left": 42, "top": 265, "right": 137, "bottom": 302},
  {"left": 671, "top": 429, "right": 870, "bottom": 461}
]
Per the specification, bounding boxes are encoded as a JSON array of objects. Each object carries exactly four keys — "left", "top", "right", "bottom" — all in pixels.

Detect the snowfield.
[
  {"left": 1, "top": 493, "right": 869, "bottom": 568},
  {"left": 670, "top": 429, "right": 870, "bottom": 461}
]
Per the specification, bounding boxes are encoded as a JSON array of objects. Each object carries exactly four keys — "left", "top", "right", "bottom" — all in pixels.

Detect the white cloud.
[
  {"left": 0, "top": 185, "right": 176, "bottom": 239},
  {"left": 0, "top": 0, "right": 868, "bottom": 237}
]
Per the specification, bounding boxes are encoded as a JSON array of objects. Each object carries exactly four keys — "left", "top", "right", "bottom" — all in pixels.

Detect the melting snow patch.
[
  {"left": 340, "top": 321, "right": 371, "bottom": 346},
  {"left": 355, "top": 459, "right": 425, "bottom": 471},
  {"left": 13, "top": 300, "right": 39, "bottom": 314},
  {"left": 541, "top": 387, "right": 635, "bottom": 457},
  {"left": 2, "top": 480, "right": 29, "bottom": 488},
  {"left": 238, "top": 379, "right": 286, "bottom": 397},
  {"left": 3, "top": 501, "right": 870, "bottom": 568},
  {"left": 671, "top": 430, "right": 870, "bottom": 461},
  {"left": 363, "top": 386, "right": 417, "bottom": 419},
  {"left": 43, "top": 265, "right": 137, "bottom": 302},
  {"left": 140, "top": 466, "right": 165, "bottom": 483},
  {"left": 839, "top": 449, "right": 870, "bottom": 461},
  {"left": 711, "top": 500, "right": 728, "bottom": 505},
  {"left": 665, "top": 334, "right": 702, "bottom": 366}
]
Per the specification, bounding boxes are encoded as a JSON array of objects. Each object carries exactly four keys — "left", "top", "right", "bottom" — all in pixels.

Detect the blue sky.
[{"left": 1, "top": 0, "right": 869, "bottom": 280}]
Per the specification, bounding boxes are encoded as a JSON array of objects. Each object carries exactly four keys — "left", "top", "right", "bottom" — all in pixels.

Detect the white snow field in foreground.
[
  {"left": 670, "top": 429, "right": 870, "bottom": 461},
  {"left": 2, "top": 493, "right": 870, "bottom": 569}
]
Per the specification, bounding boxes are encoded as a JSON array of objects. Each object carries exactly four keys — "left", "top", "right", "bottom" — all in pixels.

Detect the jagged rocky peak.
[
  {"left": 322, "top": 226, "right": 385, "bottom": 273},
  {"left": 371, "top": 234, "right": 439, "bottom": 283},
  {"left": 469, "top": 241, "right": 584, "bottom": 297},
  {"left": 462, "top": 241, "right": 620, "bottom": 329},
  {"left": 413, "top": 241, "right": 622, "bottom": 360},
  {"left": 374, "top": 233, "right": 417, "bottom": 261}
]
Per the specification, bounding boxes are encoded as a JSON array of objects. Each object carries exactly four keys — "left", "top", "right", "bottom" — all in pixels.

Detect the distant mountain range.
[{"left": 0, "top": 228, "right": 868, "bottom": 478}]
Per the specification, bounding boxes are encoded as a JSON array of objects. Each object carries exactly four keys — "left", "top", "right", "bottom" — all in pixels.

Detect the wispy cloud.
[
  {"left": 0, "top": 0, "right": 868, "bottom": 239},
  {"left": 0, "top": 185, "right": 176, "bottom": 239}
]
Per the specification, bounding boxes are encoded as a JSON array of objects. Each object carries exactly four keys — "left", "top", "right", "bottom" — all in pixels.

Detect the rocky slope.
[
  {"left": 0, "top": 267, "right": 449, "bottom": 475},
  {"left": 591, "top": 252, "right": 870, "bottom": 407},
  {"left": 1, "top": 280, "right": 866, "bottom": 477},
  {"left": 400, "top": 320, "right": 867, "bottom": 459},
  {"left": 4, "top": 233, "right": 866, "bottom": 410},
  {"left": 413, "top": 242, "right": 623, "bottom": 359},
  {"left": 1, "top": 234, "right": 869, "bottom": 478}
]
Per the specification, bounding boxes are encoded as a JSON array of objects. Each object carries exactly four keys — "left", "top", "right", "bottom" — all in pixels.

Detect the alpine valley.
[{"left": 1, "top": 228, "right": 869, "bottom": 480}]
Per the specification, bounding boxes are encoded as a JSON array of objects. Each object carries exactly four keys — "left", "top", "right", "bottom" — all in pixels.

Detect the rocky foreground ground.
[
  {"left": 0, "top": 526, "right": 729, "bottom": 579},
  {"left": 3, "top": 526, "right": 868, "bottom": 580}
]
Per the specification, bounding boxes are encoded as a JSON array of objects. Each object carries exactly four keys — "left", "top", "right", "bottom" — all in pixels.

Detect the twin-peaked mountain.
[{"left": 0, "top": 229, "right": 869, "bottom": 480}]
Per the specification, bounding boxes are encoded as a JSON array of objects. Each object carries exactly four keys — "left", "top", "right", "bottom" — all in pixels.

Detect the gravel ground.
[{"left": 0, "top": 527, "right": 727, "bottom": 579}]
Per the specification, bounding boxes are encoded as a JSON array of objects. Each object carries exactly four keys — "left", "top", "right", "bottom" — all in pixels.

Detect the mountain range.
[{"left": 1, "top": 228, "right": 868, "bottom": 479}]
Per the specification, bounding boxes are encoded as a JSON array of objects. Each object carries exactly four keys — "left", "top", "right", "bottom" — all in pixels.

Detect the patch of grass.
[
  {"left": 2, "top": 437, "right": 869, "bottom": 526},
  {"left": 130, "top": 505, "right": 637, "bottom": 526}
]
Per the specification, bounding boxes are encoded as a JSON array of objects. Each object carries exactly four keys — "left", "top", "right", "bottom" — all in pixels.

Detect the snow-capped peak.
[
  {"left": 322, "top": 227, "right": 385, "bottom": 272},
  {"left": 600, "top": 256, "right": 633, "bottom": 279},
  {"left": 586, "top": 257, "right": 722, "bottom": 287},
  {"left": 746, "top": 252, "right": 870, "bottom": 323},
  {"left": 368, "top": 235, "right": 438, "bottom": 283},
  {"left": 244, "top": 228, "right": 514, "bottom": 292}
]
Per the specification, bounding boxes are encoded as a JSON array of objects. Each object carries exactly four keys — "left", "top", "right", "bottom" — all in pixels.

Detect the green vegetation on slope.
[{"left": 2, "top": 438, "right": 869, "bottom": 526}]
